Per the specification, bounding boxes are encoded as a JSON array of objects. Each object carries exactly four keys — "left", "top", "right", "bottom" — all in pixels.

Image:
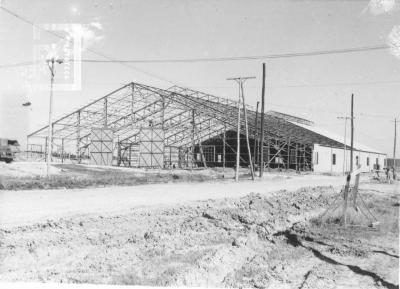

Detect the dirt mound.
[
  {"left": 0, "top": 186, "right": 335, "bottom": 286},
  {"left": 0, "top": 185, "right": 397, "bottom": 288}
]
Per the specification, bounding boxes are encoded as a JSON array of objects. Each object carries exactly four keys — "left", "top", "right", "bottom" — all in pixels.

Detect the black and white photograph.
[{"left": 0, "top": 0, "right": 399, "bottom": 288}]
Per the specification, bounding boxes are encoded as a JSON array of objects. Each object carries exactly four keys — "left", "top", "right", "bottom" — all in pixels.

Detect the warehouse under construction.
[{"left": 27, "top": 82, "right": 386, "bottom": 173}]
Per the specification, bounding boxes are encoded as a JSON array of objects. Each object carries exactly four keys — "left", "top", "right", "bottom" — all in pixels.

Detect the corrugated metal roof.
[{"left": 288, "top": 121, "right": 385, "bottom": 155}]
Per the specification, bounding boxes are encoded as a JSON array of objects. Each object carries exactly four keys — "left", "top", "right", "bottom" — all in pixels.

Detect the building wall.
[{"left": 313, "top": 144, "right": 386, "bottom": 174}]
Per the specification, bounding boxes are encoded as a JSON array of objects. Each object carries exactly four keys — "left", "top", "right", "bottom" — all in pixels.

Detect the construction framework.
[{"left": 27, "top": 82, "right": 344, "bottom": 170}]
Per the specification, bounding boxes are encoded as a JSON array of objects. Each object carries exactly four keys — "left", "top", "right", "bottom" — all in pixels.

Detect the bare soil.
[
  {"left": 0, "top": 162, "right": 316, "bottom": 191},
  {"left": 0, "top": 182, "right": 398, "bottom": 288},
  {"left": 0, "top": 163, "right": 226, "bottom": 190}
]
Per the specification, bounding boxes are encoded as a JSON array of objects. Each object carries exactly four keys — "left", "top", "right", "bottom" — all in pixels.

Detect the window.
[
  {"left": 332, "top": 153, "right": 336, "bottom": 165},
  {"left": 217, "top": 154, "right": 222, "bottom": 163},
  {"left": 314, "top": 152, "right": 319, "bottom": 165},
  {"left": 367, "top": 157, "right": 370, "bottom": 166},
  {"left": 374, "top": 158, "right": 380, "bottom": 170}
]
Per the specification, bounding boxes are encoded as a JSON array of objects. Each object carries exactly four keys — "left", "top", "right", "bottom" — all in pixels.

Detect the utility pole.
[
  {"left": 253, "top": 101, "right": 259, "bottom": 169},
  {"left": 227, "top": 76, "right": 256, "bottom": 182},
  {"left": 223, "top": 125, "right": 226, "bottom": 176},
  {"left": 337, "top": 116, "right": 351, "bottom": 175},
  {"left": 343, "top": 93, "right": 354, "bottom": 227},
  {"left": 235, "top": 83, "right": 241, "bottom": 181},
  {"left": 260, "top": 63, "right": 266, "bottom": 178},
  {"left": 191, "top": 109, "right": 195, "bottom": 171},
  {"left": 241, "top": 81, "right": 255, "bottom": 180},
  {"left": 393, "top": 118, "right": 397, "bottom": 163},
  {"left": 393, "top": 118, "right": 398, "bottom": 179},
  {"left": 350, "top": 93, "right": 354, "bottom": 173},
  {"left": 46, "top": 57, "right": 63, "bottom": 177}
]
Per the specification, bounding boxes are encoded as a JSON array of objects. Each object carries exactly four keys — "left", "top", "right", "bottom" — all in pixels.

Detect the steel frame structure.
[{"left": 27, "top": 82, "right": 345, "bottom": 169}]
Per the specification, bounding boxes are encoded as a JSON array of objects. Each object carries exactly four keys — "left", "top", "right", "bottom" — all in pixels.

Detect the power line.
[
  {"left": 1, "top": 6, "right": 397, "bottom": 69},
  {"left": 3, "top": 42, "right": 396, "bottom": 69},
  {"left": 0, "top": 61, "right": 38, "bottom": 69},
  {"left": 1, "top": 5, "right": 398, "bottom": 124},
  {"left": 267, "top": 79, "right": 400, "bottom": 88},
  {"left": 78, "top": 44, "right": 392, "bottom": 63},
  {"left": 1, "top": 59, "right": 400, "bottom": 89}
]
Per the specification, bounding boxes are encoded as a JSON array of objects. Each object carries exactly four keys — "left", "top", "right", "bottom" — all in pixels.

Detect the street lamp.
[{"left": 46, "top": 58, "right": 63, "bottom": 177}]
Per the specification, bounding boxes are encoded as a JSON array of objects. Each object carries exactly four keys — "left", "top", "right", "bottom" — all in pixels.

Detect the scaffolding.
[{"left": 27, "top": 82, "right": 343, "bottom": 170}]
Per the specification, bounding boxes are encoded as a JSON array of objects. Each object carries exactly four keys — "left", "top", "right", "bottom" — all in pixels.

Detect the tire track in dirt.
[
  {"left": 279, "top": 230, "right": 398, "bottom": 289},
  {"left": 1, "top": 185, "right": 397, "bottom": 288},
  {"left": 298, "top": 270, "right": 312, "bottom": 289},
  {"left": 167, "top": 187, "right": 338, "bottom": 287}
]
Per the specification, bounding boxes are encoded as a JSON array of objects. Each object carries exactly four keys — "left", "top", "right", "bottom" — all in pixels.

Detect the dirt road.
[
  {"left": 0, "top": 183, "right": 397, "bottom": 288},
  {"left": 0, "top": 174, "right": 344, "bottom": 228}
]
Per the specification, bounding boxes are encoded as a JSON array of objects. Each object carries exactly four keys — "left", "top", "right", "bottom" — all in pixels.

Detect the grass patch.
[{"left": 0, "top": 169, "right": 221, "bottom": 190}]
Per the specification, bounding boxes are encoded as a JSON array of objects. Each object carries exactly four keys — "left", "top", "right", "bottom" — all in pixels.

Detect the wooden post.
[
  {"left": 77, "top": 110, "right": 81, "bottom": 164},
  {"left": 196, "top": 128, "right": 208, "bottom": 168},
  {"left": 266, "top": 138, "right": 270, "bottom": 169},
  {"left": 179, "top": 147, "right": 181, "bottom": 168},
  {"left": 187, "top": 147, "right": 190, "bottom": 168},
  {"left": 343, "top": 173, "right": 351, "bottom": 227},
  {"left": 227, "top": 76, "right": 255, "bottom": 181},
  {"left": 352, "top": 165, "right": 361, "bottom": 209},
  {"left": 236, "top": 85, "right": 241, "bottom": 182},
  {"left": 394, "top": 118, "right": 397, "bottom": 160},
  {"left": 256, "top": 139, "right": 259, "bottom": 167},
  {"left": 191, "top": 109, "right": 195, "bottom": 170},
  {"left": 191, "top": 117, "right": 208, "bottom": 169},
  {"left": 241, "top": 82, "right": 255, "bottom": 180},
  {"left": 342, "top": 95, "right": 355, "bottom": 227},
  {"left": 169, "top": 146, "right": 172, "bottom": 169},
  {"left": 253, "top": 101, "right": 259, "bottom": 170},
  {"left": 394, "top": 118, "right": 397, "bottom": 176},
  {"left": 117, "top": 142, "right": 121, "bottom": 166},
  {"left": 61, "top": 138, "right": 64, "bottom": 163},
  {"left": 295, "top": 143, "right": 298, "bottom": 172},
  {"left": 223, "top": 125, "right": 226, "bottom": 174},
  {"left": 350, "top": 93, "right": 354, "bottom": 172},
  {"left": 287, "top": 139, "right": 291, "bottom": 170},
  {"left": 260, "top": 63, "right": 266, "bottom": 177},
  {"left": 129, "top": 143, "right": 132, "bottom": 167},
  {"left": 44, "top": 136, "right": 48, "bottom": 162},
  {"left": 337, "top": 116, "right": 349, "bottom": 175},
  {"left": 104, "top": 98, "right": 108, "bottom": 127}
]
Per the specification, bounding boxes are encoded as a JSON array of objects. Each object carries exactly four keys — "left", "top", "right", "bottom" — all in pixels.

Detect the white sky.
[{"left": 0, "top": 0, "right": 399, "bottom": 155}]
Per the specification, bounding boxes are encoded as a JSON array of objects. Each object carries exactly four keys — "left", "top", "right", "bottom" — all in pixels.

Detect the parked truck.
[{"left": 0, "top": 138, "right": 20, "bottom": 163}]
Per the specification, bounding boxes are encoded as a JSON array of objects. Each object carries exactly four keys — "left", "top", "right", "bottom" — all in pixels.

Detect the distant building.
[
  {"left": 385, "top": 158, "right": 400, "bottom": 169},
  {"left": 194, "top": 111, "right": 386, "bottom": 174},
  {"left": 285, "top": 120, "right": 386, "bottom": 174},
  {"left": 27, "top": 82, "right": 387, "bottom": 173}
]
